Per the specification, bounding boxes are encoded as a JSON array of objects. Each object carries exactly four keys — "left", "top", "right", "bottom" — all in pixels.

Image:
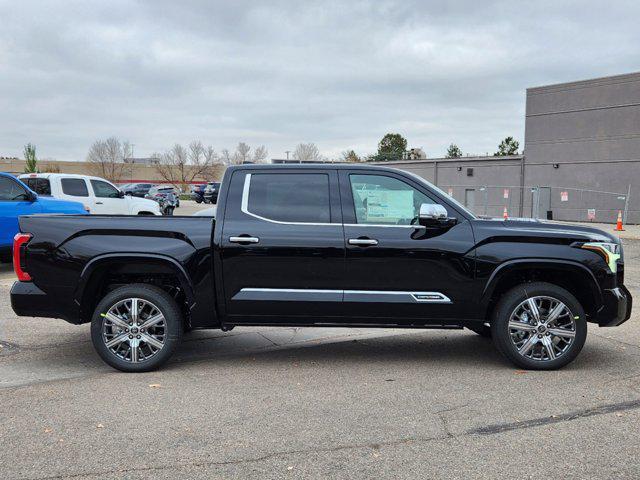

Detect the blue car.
[{"left": 0, "top": 172, "right": 87, "bottom": 262}]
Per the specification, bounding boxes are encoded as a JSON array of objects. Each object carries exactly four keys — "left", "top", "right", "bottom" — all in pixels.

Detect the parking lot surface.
[{"left": 1, "top": 229, "right": 640, "bottom": 478}]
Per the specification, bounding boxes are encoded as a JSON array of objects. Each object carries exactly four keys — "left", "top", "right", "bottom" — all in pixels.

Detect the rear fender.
[{"left": 75, "top": 253, "right": 195, "bottom": 321}]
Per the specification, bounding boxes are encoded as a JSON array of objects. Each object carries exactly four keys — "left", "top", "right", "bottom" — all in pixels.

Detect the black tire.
[
  {"left": 91, "top": 284, "right": 183, "bottom": 372},
  {"left": 195, "top": 198, "right": 202, "bottom": 204},
  {"left": 467, "top": 324, "right": 492, "bottom": 338},
  {"left": 491, "top": 282, "right": 587, "bottom": 370}
]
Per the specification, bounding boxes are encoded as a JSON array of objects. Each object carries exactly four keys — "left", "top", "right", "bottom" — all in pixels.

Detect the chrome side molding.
[{"left": 232, "top": 288, "right": 452, "bottom": 304}]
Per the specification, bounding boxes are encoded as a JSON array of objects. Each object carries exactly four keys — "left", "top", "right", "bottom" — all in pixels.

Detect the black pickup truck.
[{"left": 10, "top": 164, "right": 632, "bottom": 372}]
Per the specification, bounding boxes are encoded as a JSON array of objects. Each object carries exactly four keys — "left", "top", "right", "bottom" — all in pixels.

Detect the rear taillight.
[{"left": 13, "top": 233, "right": 32, "bottom": 282}]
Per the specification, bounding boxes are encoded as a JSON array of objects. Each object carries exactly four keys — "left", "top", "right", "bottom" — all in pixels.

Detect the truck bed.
[{"left": 12, "top": 214, "right": 216, "bottom": 325}]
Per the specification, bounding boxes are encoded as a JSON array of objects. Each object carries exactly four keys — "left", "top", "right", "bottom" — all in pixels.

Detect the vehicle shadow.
[
  {"left": 172, "top": 329, "right": 510, "bottom": 370},
  {"left": 0, "top": 262, "right": 13, "bottom": 276},
  {"left": 170, "top": 326, "right": 633, "bottom": 372},
  {"left": 4, "top": 326, "right": 629, "bottom": 387}
]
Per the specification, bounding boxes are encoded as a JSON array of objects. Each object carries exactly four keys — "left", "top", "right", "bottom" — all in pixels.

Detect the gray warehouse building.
[{"left": 377, "top": 71, "right": 640, "bottom": 223}]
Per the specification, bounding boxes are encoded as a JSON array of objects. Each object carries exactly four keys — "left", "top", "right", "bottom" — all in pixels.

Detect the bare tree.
[
  {"left": 154, "top": 141, "right": 217, "bottom": 190},
  {"left": 293, "top": 143, "right": 323, "bottom": 162},
  {"left": 86, "top": 137, "right": 131, "bottom": 182},
  {"left": 252, "top": 145, "right": 268, "bottom": 163},
  {"left": 219, "top": 143, "right": 269, "bottom": 165},
  {"left": 219, "top": 149, "right": 233, "bottom": 166},
  {"left": 204, "top": 145, "right": 217, "bottom": 165},
  {"left": 235, "top": 142, "right": 251, "bottom": 164}
]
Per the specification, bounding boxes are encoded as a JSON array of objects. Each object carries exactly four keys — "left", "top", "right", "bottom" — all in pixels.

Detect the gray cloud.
[{"left": 1, "top": 0, "right": 640, "bottom": 161}]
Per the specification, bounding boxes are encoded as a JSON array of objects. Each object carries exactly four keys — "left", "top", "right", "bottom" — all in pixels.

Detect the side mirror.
[
  {"left": 118, "top": 190, "right": 125, "bottom": 198},
  {"left": 419, "top": 203, "right": 452, "bottom": 227},
  {"left": 28, "top": 191, "right": 38, "bottom": 202}
]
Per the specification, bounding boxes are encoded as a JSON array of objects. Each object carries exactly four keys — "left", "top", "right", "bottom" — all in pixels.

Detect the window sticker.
[{"left": 356, "top": 189, "right": 414, "bottom": 222}]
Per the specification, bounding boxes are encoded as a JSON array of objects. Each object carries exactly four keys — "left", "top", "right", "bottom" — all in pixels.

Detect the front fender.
[{"left": 480, "top": 258, "right": 603, "bottom": 314}]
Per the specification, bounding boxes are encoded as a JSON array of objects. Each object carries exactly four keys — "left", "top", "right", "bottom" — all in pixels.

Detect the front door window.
[
  {"left": 0, "top": 177, "right": 30, "bottom": 201},
  {"left": 91, "top": 180, "right": 121, "bottom": 198},
  {"left": 349, "top": 174, "right": 442, "bottom": 225}
]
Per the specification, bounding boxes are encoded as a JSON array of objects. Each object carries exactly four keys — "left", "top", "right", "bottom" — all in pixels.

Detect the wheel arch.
[
  {"left": 75, "top": 253, "right": 195, "bottom": 324},
  {"left": 481, "top": 259, "right": 603, "bottom": 322}
]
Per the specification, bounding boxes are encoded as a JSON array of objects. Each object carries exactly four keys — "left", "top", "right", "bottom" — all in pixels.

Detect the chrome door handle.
[
  {"left": 229, "top": 236, "right": 260, "bottom": 244},
  {"left": 348, "top": 238, "right": 378, "bottom": 246},
  {"left": 96, "top": 202, "right": 103, "bottom": 205}
]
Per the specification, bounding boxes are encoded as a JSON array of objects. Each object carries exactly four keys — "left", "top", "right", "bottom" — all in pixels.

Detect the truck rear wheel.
[
  {"left": 90, "top": 284, "right": 183, "bottom": 372},
  {"left": 491, "top": 282, "right": 587, "bottom": 370}
]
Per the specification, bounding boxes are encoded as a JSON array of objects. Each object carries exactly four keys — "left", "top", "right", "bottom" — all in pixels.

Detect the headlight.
[{"left": 579, "top": 242, "right": 620, "bottom": 273}]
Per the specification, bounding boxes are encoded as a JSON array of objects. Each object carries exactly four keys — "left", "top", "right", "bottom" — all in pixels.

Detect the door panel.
[
  {"left": 90, "top": 179, "right": 126, "bottom": 214},
  {"left": 340, "top": 170, "right": 476, "bottom": 325},
  {"left": 464, "top": 189, "right": 475, "bottom": 211},
  {"left": 59, "top": 177, "right": 92, "bottom": 211},
  {"left": 221, "top": 169, "right": 345, "bottom": 321},
  {"left": 0, "top": 177, "right": 41, "bottom": 247}
]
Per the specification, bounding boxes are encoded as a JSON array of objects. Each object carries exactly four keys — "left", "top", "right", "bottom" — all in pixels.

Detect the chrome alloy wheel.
[
  {"left": 508, "top": 296, "right": 577, "bottom": 362},
  {"left": 101, "top": 298, "right": 166, "bottom": 363}
]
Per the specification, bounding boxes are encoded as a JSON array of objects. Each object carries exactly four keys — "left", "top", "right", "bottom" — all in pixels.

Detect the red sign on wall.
[{"left": 561, "top": 191, "right": 569, "bottom": 202}]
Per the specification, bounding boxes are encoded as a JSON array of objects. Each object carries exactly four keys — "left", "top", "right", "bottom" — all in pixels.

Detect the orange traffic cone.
[
  {"left": 503, "top": 207, "right": 508, "bottom": 220},
  {"left": 615, "top": 210, "right": 625, "bottom": 231}
]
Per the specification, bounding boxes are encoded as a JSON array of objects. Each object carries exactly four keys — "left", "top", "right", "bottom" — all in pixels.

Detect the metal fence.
[{"left": 440, "top": 184, "right": 631, "bottom": 224}]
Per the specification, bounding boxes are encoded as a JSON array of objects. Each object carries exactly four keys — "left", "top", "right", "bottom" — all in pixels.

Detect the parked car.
[
  {"left": 10, "top": 164, "right": 631, "bottom": 372},
  {"left": 158, "top": 189, "right": 178, "bottom": 216},
  {"left": 145, "top": 185, "right": 181, "bottom": 208},
  {"left": 190, "top": 183, "right": 207, "bottom": 203},
  {"left": 122, "top": 183, "right": 155, "bottom": 198},
  {"left": 0, "top": 172, "right": 87, "bottom": 262},
  {"left": 19, "top": 173, "right": 160, "bottom": 215},
  {"left": 203, "top": 182, "right": 221, "bottom": 204}
]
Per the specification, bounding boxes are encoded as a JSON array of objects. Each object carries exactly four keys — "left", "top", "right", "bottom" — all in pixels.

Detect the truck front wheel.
[
  {"left": 491, "top": 282, "right": 587, "bottom": 370},
  {"left": 90, "top": 284, "right": 183, "bottom": 372}
]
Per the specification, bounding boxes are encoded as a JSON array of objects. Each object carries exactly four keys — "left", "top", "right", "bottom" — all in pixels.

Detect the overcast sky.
[{"left": 1, "top": 0, "right": 639, "bottom": 162}]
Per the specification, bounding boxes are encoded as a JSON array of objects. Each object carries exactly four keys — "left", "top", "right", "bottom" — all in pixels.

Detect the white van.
[{"left": 19, "top": 173, "right": 161, "bottom": 215}]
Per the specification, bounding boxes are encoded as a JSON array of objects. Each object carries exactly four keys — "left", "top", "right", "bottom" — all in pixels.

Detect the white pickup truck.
[{"left": 19, "top": 173, "right": 160, "bottom": 215}]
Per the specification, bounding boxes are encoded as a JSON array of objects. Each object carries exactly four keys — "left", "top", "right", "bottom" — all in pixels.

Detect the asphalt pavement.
[{"left": 1, "top": 220, "right": 639, "bottom": 479}]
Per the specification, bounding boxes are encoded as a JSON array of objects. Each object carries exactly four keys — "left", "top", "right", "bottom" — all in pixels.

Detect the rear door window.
[
  {"left": 246, "top": 173, "right": 330, "bottom": 223},
  {"left": 61, "top": 178, "right": 89, "bottom": 197}
]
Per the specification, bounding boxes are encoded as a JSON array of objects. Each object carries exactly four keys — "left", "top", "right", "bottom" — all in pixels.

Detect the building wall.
[
  {"left": 0, "top": 158, "right": 226, "bottom": 185},
  {"left": 524, "top": 71, "right": 640, "bottom": 223}
]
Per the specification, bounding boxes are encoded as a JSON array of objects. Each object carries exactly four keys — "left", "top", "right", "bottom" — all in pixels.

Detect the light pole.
[{"left": 129, "top": 144, "right": 135, "bottom": 182}]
